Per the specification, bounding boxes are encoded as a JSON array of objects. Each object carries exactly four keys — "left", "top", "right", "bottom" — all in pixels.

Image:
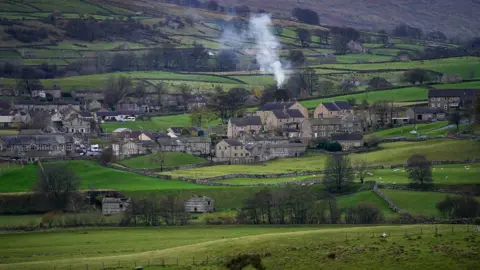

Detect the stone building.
[
  {"left": 215, "top": 139, "right": 253, "bottom": 164},
  {"left": 330, "top": 133, "right": 364, "bottom": 150},
  {"left": 102, "top": 197, "right": 131, "bottom": 215},
  {"left": 428, "top": 89, "right": 479, "bottom": 110},
  {"left": 313, "top": 101, "right": 353, "bottom": 118},
  {"left": 263, "top": 109, "right": 305, "bottom": 132},
  {"left": 0, "top": 134, "right": 74, "bottom": 160},
  {"left": 406, "top": 107, "right": 446, "bottom": 123},
  {"left": 256, "top": 101, "right": 309, "bottom": 122},
  {"left": 302, "top": 116, "right": 362, "bottom": 139},
  {"left": 184, "top": 196, "right": 214, "bottom": 213},
  {"left": 227, "top": 116, "right": 262, "bottom": 138},
  {"left": 14, "top": 100, "right": 81, "bottom": 112}
]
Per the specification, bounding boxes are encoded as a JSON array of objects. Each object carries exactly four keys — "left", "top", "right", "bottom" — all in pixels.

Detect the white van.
[{"left": 124, "top": 116, "right": 136, "bottom": 122}]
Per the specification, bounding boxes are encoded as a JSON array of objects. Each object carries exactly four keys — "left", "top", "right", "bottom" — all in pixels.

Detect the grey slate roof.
[
  {"left": 1, "top": 134, "right": 70, "bottom": 145},
  {"left": 411, "top": 106, "right": 446, "bottom": 114},
  {"left": 259, "top": 102, "right": 295, "bottom": 111},
  {"left": 272, "top": 109, "right": 304, "bottom": 119},
  {"left": 334, "top": 101, "right": 353, "bottom": 110},
  {"left": 428, "top": 89, "right": 479, "bottom": 98},
  {"left": 322, "top": 101, "right": 353, "bottom": 111},
  {"left": 309, "top": 118, "right": 342, "bottom": 126},
  {"left": 230, "top": 116, "right": 262, "bottom": 126},
  {"left": 322, "top": 102, "right": 339, "bottom": 111},
  {"left": 223, "top": 139, "right": 243, "bottom": 146},
  {"left": 330, "top": 132, "right": 364, "bottom": 141}
]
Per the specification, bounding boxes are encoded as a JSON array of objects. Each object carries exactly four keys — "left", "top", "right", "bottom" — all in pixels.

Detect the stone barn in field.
[
  {"left": 184, "top": 196, "right": 214, "bottom": 213},
  {"left": 102, "top": 197, "right": 131, "bottom": 215}
]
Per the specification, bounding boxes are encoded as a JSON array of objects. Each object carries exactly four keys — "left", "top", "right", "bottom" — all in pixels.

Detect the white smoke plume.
[
  {"left": 248, "top": 14, "right": 286, "bottom": 88},
  {"left": 218, "top": 14, "right": 287, "bottom": 88}
]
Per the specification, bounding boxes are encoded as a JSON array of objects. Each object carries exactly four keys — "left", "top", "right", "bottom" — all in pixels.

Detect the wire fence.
[{"left": 6, "top": 223, "right": 479, "bottom": 270}]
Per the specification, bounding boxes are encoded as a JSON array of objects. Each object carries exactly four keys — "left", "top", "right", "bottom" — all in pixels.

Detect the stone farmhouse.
[
  {"left": 313, "top": 101, "right": 353, "bottom": 118},
  {"left": 263, "top": 108, "right": 305, "bottom": 132},
  {"left": 0, "top": 134, "right": 75, "bottom": 160},
  {"left": 227, "top": 116, "right": 262, "bottom": 138},
  {"left": 302, "top": 115, "right": 362, "bottom": 139},
  {"left": 428, "top": 89, "right": 479, "bottom": 110},
  {"left": 215, "top": 139, "right": 253, "bottom": 164},
  {"left": 112, "top": 140, "right": 146, "bottom": 158},
  {"left": 31, "top": 87, "right": 62, "bottom": 99},
  {"left": 184, "top": 196, "right": 214, "bottom": 213},
  {"left": 330, "top": 133, "right": 364, "bottom": 150},
  {"left": 406, "top": 107, "right": 447, "bottom": 123},
  {"left": 102, "top": 197, "right": 131, "bottom": 215}
]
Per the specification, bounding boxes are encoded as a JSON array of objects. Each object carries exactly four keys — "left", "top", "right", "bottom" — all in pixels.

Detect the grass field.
[
  {"left": 119, "top": 152, "right": 208, "bottom": 170},
  {"left": 368, "top": 163, "right": 480, "bottom": 185},
  {"left": 210, "top": 175, "right": 318, "bottom": 185},
  {"left": 337, "top": 190, "right": 395, "bottom": 216},
  {"left": 379, "top": 189, "right": 451, "bottom": 216},
  {"left": 367, "top": 121, "right": 449, "bottom": 139},
  {"left": 167, "top": 139, "right": 480, "bottom": 179},
  {"left": 0, "top": 160, "right": 213, "bottom": 193},
  {"left": 299, "top": 86, "right": 430, "bottom": 109},
  {"left": 0, "top": 225, "right": 477, "bottom": 270},
  {"left": 101, "top": 114, "right": 221, "bottom": 132}
]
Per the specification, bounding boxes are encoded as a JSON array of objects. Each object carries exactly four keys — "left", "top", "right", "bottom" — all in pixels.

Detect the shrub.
[
  {"left": 344, "top": 202, "right": 384, "bottom": 224},
  {"left": 436, "top": 195, "right": 480, "bottom": 219},
  {"left": 226, "top": 254, "right": 265, "bottom": 270}
]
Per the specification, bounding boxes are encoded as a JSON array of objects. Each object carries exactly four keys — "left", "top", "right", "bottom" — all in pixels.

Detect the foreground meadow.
[{"left": 0, "top": 225, "right": 478, "bottom": 270}]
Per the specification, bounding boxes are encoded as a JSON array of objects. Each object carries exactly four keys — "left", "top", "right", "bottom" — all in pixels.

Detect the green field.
[
  {"left": 0, "top": 160, "right": 213, "bottom": 193},
  {"left": 367, "top": 163, "right": 480, "bottom": 185},
  {"left": 337, "top": 190, "right": 395, "bottom": 216},
  {"left": 166, "top": 139, "right": 480, "bottom": 179},
  {"left": 380, "top": 189, "right": 450, "bottom": 216},
  {"left": 119, "top": 152, "right": 208, "bottom": 170},
  {"left": 101, "top": 114, "right": 221, "bottom": 132},
  {"left": 211, "top": 175, "right": 318, "bottom": 185},
  {"left": 0, "top": 225, "right": 477, "bottom": 270},
  {"left": 367, "top": 121, "right": 449, "bottom": 139},
  {"left": 299, "top": 86, "right": 430, "bottom": 109}
]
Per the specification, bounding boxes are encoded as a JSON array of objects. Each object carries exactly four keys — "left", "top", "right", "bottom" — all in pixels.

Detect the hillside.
[{"left": 215, "top": 0, "right": 480, "bottom": 37}]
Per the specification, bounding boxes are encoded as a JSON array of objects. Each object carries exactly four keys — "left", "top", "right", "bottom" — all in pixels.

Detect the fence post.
[
  {"left": 148, "top": 259, "right": 150, "bottom": 266},
  {"left": 452, "top": 225, "right": 454, "bottom": 235},
  {"left": 85, "top": 264, "right": 88, "bottom": 270},
  {"left": 206, "top": 255, "right": 209, "bottom": 264},
  {"left": 102, "top": 262, "right": 104, "bottom": 269},
  {"left": 345, "top": 232, "right": 348, "bottom": 241},
  {"left": 177, "top": 258, "right": 179, "bottom": 265},
  {"left": 193, "top": 257, "right": 195, "bottom": 265},
  {"left": 357, "top": 232, "right": 359, "bottom": 240}
]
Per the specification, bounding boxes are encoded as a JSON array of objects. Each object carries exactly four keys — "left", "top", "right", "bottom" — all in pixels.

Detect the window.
[
  {"left": 234, "top": 153, "right": 238, "bottom": 157},
  {"left": 240, "top": 153, "right": 243, "bottom": 156},
  {"left": 246, "top": 153, "right": 249, "bottom": 156},
  {"left": 234, "top": 146, "right": 237, "bottom": 150}
]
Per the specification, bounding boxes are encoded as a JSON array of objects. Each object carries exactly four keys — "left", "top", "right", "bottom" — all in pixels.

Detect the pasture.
[
  {"left": 0, "top": 160, "right": 213, "bottom": 193},
  {"left": 119, "top": 152, "right": 208, "bottom": 170},
  {"left": 101, "top": 114, "right": 221, "bottom": 132},
  {"left": 378, "top": 189, "right": 476, "bottom": 217},
  {"left": 0, "top": 225, "right": 477, "bottom": 270},
  {"left": 166, "top": 139, "right": 480, "bottom": 179},
  {"left": 367, "top": 121, "right": 449, "bottom": 139},
  {"left": 367, "top": 163, "right": 480, "bottom": 185}
]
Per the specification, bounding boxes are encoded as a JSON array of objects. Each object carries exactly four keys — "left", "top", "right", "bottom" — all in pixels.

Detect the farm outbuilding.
[
  {"left": 184, "top": 196, "right": 214, "bottom": 213},
  {"left": 102, "top": 197, "right": 131, "bottom": 215}
]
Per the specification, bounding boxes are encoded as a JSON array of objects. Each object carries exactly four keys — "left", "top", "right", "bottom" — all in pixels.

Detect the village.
[{"left": 0, "top": 86, "right": 476, "bottom": 164}]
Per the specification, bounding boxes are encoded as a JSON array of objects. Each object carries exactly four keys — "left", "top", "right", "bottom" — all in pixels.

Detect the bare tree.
[
  {"left": 35, "top": 163, "right": 81, "bottom": 210},
  {"left": 103, "top": 76, "right": 133, "bottom": 110},
  {"left": 353, "top": 158, "right": 368, "bottom": 184},
  {"left": 449, "top": 109, "right": 462, "bottom": 132},
  {"left": 150, "top": 152, "right": 166, "bottom": 171},
  {"left": 323, "top": 155, "right": 354, "bottom": 192},
  {"left": 159, "top": 195, "right": 189, "bottom": 225},
  {"left": 406, "top": 154, "right": 433, "bottom": 185}
]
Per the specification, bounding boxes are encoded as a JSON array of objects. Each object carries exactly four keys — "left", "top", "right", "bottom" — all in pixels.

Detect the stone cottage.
[
  {"left": 227, "top": 116, "right": 263, "bottom": 138},
  {"left": 184, "top": 196, "right": 214, "bottom": 213}
]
